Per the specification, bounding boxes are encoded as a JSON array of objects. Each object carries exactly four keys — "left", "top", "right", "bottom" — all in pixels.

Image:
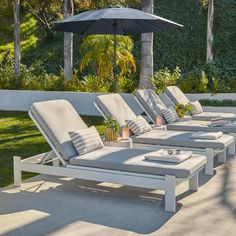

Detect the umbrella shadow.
[
  {"left": 0, "top": 176, "right": 180, "bottom": 235},
  {"left": 219, "top": 158, "right": 236, "bottom": 217}
]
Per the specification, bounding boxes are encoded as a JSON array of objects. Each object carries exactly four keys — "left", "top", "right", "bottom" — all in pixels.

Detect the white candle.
[
  {"left": 122, "top": 127, "right": 129, "bottom": 140},
  {"left": 156, "top": 116, "right": 162, "bottom": 127}
]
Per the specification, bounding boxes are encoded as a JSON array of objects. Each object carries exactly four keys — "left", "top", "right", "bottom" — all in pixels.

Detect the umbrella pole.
[{"left": 113, "top": 20, "right": 117, "bottom": 93}]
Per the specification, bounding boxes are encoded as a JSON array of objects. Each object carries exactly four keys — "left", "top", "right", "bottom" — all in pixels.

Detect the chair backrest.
[
  {"left": 30, "top": 99, "right": 87, "bottom": 161},
  {"left": 95, "top": 93, "right": 137, "bottom": 128},
  {"left": 135, "top": 89, "right": 166, "bottom": 121},
  {"left": 165, "top": 86, "right": 190, "bottom": 104}
]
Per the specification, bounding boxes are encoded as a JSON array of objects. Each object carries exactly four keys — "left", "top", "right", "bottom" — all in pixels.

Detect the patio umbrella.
[{"left": 53, "top": 7, "right": 183, "bottom": 92}]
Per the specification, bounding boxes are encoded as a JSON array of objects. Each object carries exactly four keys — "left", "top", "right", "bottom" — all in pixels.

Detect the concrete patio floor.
[{"left": 0, "top": 158, "right": 236, "bottom": 236}]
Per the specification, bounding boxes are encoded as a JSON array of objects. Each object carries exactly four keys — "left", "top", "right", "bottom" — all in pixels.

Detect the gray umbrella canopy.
[{"left": 53, "top": 7, "right": 183, "bottom": 91}]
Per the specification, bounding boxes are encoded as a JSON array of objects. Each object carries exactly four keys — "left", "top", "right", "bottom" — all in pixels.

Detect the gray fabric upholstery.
[
  {"left": 69, "top": 146, "right": 207, "bottom": 178},
  {"left": 135, "top": 89, "right": 166, "bottom": 121},
  {"left": 69, "top": 126, "right": 104, "bottom": 155},
  {"left": 96, "top": 94, "right": 233, "bottom": 150},
  {"left": 165, "top": 86, "right": 190, "bottom": 104},
  {"left": 166, "top": 119, "right": 236, "bottom": 133},
  {"left": 159, "top": 93, "right": 175, "bottom": 107},
  {"left": 162, "top": 107, "right": 179, "bottom": 124},
  {"left": 192, "top": 112, "right": 236, "bottom": 122},
  {"left": 126, "top": 116, "right": 152, "bottom": 135},
  {"left": 30, "top": 99, "right": 87, "bottom": 160},
  {"left": 96, "top": 94, "right": 137, "bottom": 128},
  {"left": 132, "top": 129, "right": 233, "bottom": 150}
]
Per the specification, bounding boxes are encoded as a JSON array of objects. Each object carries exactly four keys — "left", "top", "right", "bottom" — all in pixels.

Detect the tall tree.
[
  {"left": 206, "top": 0, "right": 214, "bottom": 64},
  {"left": 13, "top": 0, "right": 20, "bottom": 80},
  {"left": 139, "top": 0, "right": 153, "bottom": 89},
  {"left": 21, "top": 0, "right": 61, "bottom": 38},
  {"left": 63, "top": 0, "right": 74, "bottom": 81}
]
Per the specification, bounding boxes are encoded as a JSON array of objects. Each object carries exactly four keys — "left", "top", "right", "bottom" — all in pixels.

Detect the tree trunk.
[
  {"left": 63, "top": 0, "right": 74, "bottom": 81},
  {"left": 206, "top": 0, "right": 214, "bottom": 64},
  {"left": 139, "top": 0, "right": 154, "bottom": 89},
  {"left": 13, "top": 0, "right": 20, "bottom": 81}
]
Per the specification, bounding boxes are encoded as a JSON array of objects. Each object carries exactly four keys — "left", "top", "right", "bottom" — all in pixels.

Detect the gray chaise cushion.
[
  {"left": 135, "top": 89, "right": 166, "bottom": 121},
  {"left": 132, "top": 129, "right": 233, "bottom": 150},
  {"left": 96, "top": 94, "right": 137, "bottom": 128},
  {"left": 69, "top": 146, "right": 207, "bottom": 178},
  {"left": 30, "top": 99, "right": 87, "bottom": 160},
  {"left": 165, "top": 86, "right": 190, "bottom": 104},
  {"left": 192, "top": 112, "right": 236, "bottom": 122},
  {"left": 159, "top": 93, "right": 175, "bottom": 107},
  {"left": 166, "top": 119, "right": 236, "bottom": 133}
]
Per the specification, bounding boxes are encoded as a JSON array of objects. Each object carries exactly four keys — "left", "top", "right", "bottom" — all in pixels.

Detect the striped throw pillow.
[
  {"left": 162, "top": 107, "right": 179, "bottom": 124},
  {"left": 126, "top": 116, "right": 152, "bottom": 136},
  {"left": 189, "top": 101, "right": 203, "bottom": 115},
  {"left": 69, "top": 126, "right": 104, "bottom": 156}
]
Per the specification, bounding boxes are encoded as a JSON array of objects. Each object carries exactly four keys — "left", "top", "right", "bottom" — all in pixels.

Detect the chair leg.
[
  {"left": 205, "top": 148, "right": 214, "bottom": 175},
  {"left": 14, "top": 156, "right": 22, "bottom": 187},
  {"left": 218, "top": 149, "right": 227, "bottom": 163},
  {"left": 228, "top": 141, "right": 235, "bottom": 156},
  {"left": 189, "top": 173, "right": 198, "bottom": 191},
  {"left": 165, "top": 175, "right": 176, "bottom": 212},
  {"left": 52, "top": 159, "right": 60, "bottom": 167}
]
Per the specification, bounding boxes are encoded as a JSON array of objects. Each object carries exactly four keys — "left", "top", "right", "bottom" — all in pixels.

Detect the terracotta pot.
[{"left": 104, "top": 128, "right": 118, "bottom": 141}]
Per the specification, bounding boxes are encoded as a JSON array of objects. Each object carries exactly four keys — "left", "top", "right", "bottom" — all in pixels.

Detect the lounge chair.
[
  {"left": 13, "top": 99, "right": 207, "bottom": 212},
  {"left": 165, "top": 86, "right": 236, "bottom": 121},
  {"left": 134, "top": 89, "right": 236, "bottom": 138},
  {"left": 94, "top": 94, "right": 235, "bottom": 175}
]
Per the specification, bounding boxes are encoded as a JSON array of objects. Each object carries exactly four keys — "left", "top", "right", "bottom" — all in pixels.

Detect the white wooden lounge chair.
[
  {"left": 13, "top": 99, "right": 207, "bottom": 212},
  {"left": 94, "top": 94, "right": 235, "bottom": 176},
  {"left": 134, "top": 89, "right": 236, "bottom": 139},
  {"left": 165, "top": 86, "right": 236, "bottom": 121}
]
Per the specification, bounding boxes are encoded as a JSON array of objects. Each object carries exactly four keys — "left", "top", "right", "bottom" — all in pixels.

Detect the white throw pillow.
[
  {"left": 162, "top": 107, "right": 179, "bottom": 124},
  {"left": 126, "top": 116, "right": 152, "bottom": 136},
  {"left": 69, "top": 126, "right": 104, "bottom": 155},
  {"left": 189, "top": 101, "right": 203, "bottom": 115}
]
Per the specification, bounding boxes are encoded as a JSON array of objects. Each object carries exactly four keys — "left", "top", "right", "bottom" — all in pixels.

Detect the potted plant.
[
  {"left": 174, "top": 103, "right": 192, "bottom": 118},
  {"left": 103, "top": 117, "right": 120, "bottom": 141}
]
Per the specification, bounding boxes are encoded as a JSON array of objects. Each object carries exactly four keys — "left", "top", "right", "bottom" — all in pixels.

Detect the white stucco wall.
[
  {"left": 0, "top": 90, "right": 236, "bottom": 115},
  {"left": 0, "top": 90, "right": 143, "bottom": 116}
]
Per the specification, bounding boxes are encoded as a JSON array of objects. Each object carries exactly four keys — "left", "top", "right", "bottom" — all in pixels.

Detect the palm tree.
[
  {"left": 80, "top": 35, "right": 136, "bottom": 81},
  {"left": 63, "top": 0, "right": 74, "bottom": 81},
  {"left": 13, "top": 0, "right": 20, "bottom": 81},
  {"left": 206, "top": 0, "right": 214, "bottom": 64},
  {"left": 139, "top": 0, "right": 153, "bottom": 89}
]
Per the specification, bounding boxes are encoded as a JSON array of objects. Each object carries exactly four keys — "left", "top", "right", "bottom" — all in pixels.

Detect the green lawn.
[{"left": 0, "top": 111, "right": 105, "bottom": 188}]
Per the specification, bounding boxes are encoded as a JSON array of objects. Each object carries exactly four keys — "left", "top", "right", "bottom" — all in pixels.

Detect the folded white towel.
[
  {"left": 191, "top": 131, "right": 223, "bottom": 140},
  {"left": 211, "top": 116, "right": 223, "bottom": 122},
  {"left": 145, "top": 149, "right": 192, "bottom": 163},
  {"left": 209, "top": 120, "right": 228, "bottom": 127}
]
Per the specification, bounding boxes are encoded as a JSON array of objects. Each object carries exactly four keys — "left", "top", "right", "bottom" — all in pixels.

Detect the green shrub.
[
  {"left": 117, "top": 76, "right": 138, "bottom": 93},
  {"left": 151, "top": 67, "right": 181, "bottom": 93},
  {"left": 174, "top": 103, "right": 192, "bottom": 118},
  {"left": 199, "top": 99, "right": 236, "bottom": 107},
  {"left": 78, "top": 75, "right": 112, "bottom": 92},
  {"left": 178, "top": 69, "right": 209, "bottom": 93}
]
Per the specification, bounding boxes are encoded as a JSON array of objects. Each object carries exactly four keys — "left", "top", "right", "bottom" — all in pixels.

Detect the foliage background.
[{"left": 0, "top": 0, "right": 235, "bottom": 92}]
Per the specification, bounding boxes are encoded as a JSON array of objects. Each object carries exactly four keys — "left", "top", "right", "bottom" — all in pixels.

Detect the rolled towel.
[
  {"left": 191, "top": 131, "right": 223, "bottom": 140},
  {"left": 145, "top": 149, "right": 192, "bottom": 163}
]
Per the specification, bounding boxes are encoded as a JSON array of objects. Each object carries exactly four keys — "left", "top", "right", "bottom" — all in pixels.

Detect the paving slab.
[{"left": 0, "top": 158, "right": 236, "bottom": 236}]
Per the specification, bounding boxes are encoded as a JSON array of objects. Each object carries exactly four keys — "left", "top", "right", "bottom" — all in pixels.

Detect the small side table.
[{"left": 102, "top": 138, "right": 133, "bottom": 148}]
